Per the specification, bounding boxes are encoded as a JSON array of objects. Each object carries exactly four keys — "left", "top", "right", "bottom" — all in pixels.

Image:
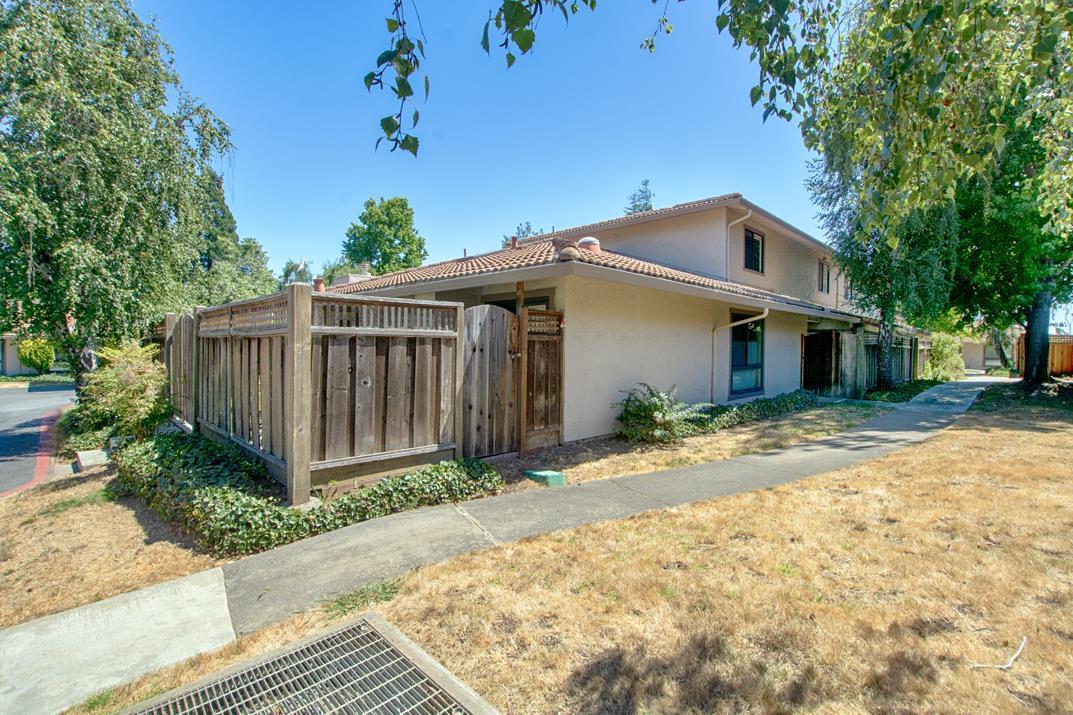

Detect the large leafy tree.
[
  {"left": 951, "top": 119, "right": 1073, "bottom": 383},
  {"left": 809, "top": 149, "right": 959, "bottom": 389},
  {"left": 0, "top": 0, "right": 229, "bottom": 381},
  {"left": 342, "top": 197, "right": 427, "bottom": 275}
]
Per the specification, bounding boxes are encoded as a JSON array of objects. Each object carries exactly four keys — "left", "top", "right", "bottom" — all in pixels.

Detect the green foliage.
[
  {"left": 319, "top": 257, "right": 370, "bottom": 286},
  {"left": 624, "top": 179, "right": 654, "bottom": 214},
  {"left": 57, "top": 406, "right": 114, "bottom": 459},
  {"left": 324, "top": 580, "right": 401, "bottom": 618},
  {"left": 695, "top": 390, "right": 820, "bottom": 432},
  {"left": 114, "top": 433, "right": 503, "bottom": 556},
  {"left": 0, "top": 0, "right": 230, "bottom": 380},
  {"left": 81, "top": 341, "right": 171, "bottom": 441},
  {"left": 501, "top": 221, "right": 544, "bottom": 247},
  {"left": 614, "top": 384, "right": 711, "bottom": 444},
  {"left": 985, "top": 366, "right": 1019, "bottom": 378},
  {"left": 0, "top": 371, "right": 73, "bottom": 385},
  {"left": 17, "top": 337, "right": 54, "bottom": 374},
  {"left": 614, "top": 384, "right": 819, "bottom": 445},
  {"left": 279, "top": 259, "right": 314, "bottom": 287},
  {"left": 923, "top": 333, "right": 966, "bottom": 381},
  {"left": 865, "top": 379, "right": 944, "bottom": 403},
  {"left": 342, "top": 197, "right": 427, "bottom": 275}
]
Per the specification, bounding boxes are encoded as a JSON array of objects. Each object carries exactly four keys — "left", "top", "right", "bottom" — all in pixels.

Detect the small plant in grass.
[
  {"left": 82, "top": 341, "right": 171, "bottom": 441},
  {"left": 325, "top": 580, "right": 401, "bottom": 618},
  {"left": 922, "top": 333, "right": 965, "bottom": 381},
  {"left": 17, "top": 336, "right": 55, "bottom": 374},
  {"left": 614, "top": 384, "right": 710, "bottom": 444}
]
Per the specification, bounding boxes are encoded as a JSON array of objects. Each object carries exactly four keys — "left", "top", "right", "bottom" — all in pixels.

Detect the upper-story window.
[
  {"left": 817, "top": 260, "right": 831, "bottom": 293},
  {"left": 744, "top": 228, "right": 764, "bottom": 273}
]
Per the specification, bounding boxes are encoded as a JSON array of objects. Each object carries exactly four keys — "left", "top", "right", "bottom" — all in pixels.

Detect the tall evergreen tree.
[{"left": 624, "top": 179, "right": 654, "bottom": 214}]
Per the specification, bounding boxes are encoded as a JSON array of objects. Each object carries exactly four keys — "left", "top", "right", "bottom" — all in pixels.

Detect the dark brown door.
[{"left": 519, "top": 309, "right": 564, "bottom": 454}]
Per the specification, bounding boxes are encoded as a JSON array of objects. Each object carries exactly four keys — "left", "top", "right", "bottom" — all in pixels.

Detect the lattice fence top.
[
  {"left": 196, "top": 292, "right": 289, "bottom": 337},
  {"left": 313, "top": 294, "right": 459, "bottom": 333},
  {"left": 1051, "top": 334, "right": 1073, "bottom": 344},
  {"left": 526, "top": 310, "right": 562, "bottom": 337}
]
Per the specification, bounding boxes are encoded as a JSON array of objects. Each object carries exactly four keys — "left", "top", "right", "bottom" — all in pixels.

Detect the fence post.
[
  {"left": 454, "top": 304, "right": 465, "bottom": 459},
  {"left": 284, "top": 283, "right": 312, "bottom": 505},
  {"left": 191, "top": 308, "right": 202, "bottom": 433}
]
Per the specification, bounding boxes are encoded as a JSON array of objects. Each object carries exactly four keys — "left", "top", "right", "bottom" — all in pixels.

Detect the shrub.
[
  {"left": 614, "top": 384, "right": 711, "bottom": 444},
  {"left": 17, "top": 336, "right": 54, "bottom": 374},
  {"left": 82, "top": 341, "right": 171, "bottom": 440},
  {"left": 923, "top": 333, "right": 965, "bottom": 381},
  {"left": 985, "top": 366, "right": 1019, "bottom": 377},
  {"left": 695, "top": 390, "right": 819, "bottom": 432},
  {"left": 114, "top": 433, "right": 504, "bottom": 556},
  {"left": 865, "top": 379, "right": 943, "bottom": 402},
  {"left": 57, "top": 405, "right": 115, "bottom": 458}
]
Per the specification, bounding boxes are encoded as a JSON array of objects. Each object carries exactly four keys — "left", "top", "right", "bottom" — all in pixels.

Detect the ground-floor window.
[{"left": 730, "top": 312, "right": 764, "bottom": 396}]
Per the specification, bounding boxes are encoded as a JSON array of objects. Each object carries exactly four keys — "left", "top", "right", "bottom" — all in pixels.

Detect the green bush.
[
  {"left": 695, "top": 390, "right": 820, "bottom": 432},
  {"left": 57, "top": 406, "right": 115, "bottom": 458},
  {"left": 614, "top": 385, "right": 820, "bottom": 445},
  {"left": 82, "top": 341, "right": 171, "bottom": 441},
  {"left": 614, "top": 384, "right": 711, "bottom": 444},
  {"left": 17, "top": 336, "right": 55, "bottom": 374},
  {"left": 985, "top": 366, "right": 1019, "bottom": 377},
  {"left": 114, "top": 433, "right": 503, "bottom": 556},
  {"left": 865, "top": 379, "right": 943, "bottom": 402},
  {"left": 923, "top": 333, "right": 965, "bottom": 381}
]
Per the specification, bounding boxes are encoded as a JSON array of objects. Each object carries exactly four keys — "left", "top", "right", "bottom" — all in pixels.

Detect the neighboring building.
[
  {"left": 0, "top": 334, "right": 37, "bottom": 376},
  {"left": 331, "top": 193, "right": 927, "bottom": 444}
]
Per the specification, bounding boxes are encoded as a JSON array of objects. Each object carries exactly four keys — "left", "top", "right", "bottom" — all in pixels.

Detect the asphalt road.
[{"left": 0, "top": 384, "right": 75, "bottom": 495}]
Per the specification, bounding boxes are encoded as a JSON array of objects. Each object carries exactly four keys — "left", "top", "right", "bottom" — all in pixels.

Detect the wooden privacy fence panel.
[
  {"left": 520, "top": 309, "right": 564, "bottom": 454},
  {"left": 1018, "top": 334, "right": 1073, "bottom": 376},
  {"left": 461, "top": 305, "right": 518, "bottom": 459},
  {"left": 167, "top": 313, "right": 196, "bottom": 425},
  {"left": 308, "top": 294, "right": 463, "bottom": 472}
]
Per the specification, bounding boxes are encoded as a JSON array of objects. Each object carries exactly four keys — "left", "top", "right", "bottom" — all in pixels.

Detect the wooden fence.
[
  {"left": 1017, "top": 334, "right": 1073, "bottom": 376},
  {"left": 156, "top": 285, "right": 464, "bottom": 505}
]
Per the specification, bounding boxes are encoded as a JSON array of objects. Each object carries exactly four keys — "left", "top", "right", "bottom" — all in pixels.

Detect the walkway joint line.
[{"left": 452, "top": 504, "right": 501, "bottom": 546}]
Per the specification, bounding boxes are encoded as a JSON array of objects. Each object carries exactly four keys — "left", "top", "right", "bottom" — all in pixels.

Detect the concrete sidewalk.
[{"left": 0, "top": 377, "right": 1003, "bottom": 714}]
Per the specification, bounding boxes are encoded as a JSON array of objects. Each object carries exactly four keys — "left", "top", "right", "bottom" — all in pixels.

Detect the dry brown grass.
[
  {"left": 0, "top": 466, "right": 220, "bottom": 628},
  {"left": 68, "top": 384, "right": 1073, "bottom": 714},
  {"left": 496, "top": 403, "right": 889, "bottom": 492}
]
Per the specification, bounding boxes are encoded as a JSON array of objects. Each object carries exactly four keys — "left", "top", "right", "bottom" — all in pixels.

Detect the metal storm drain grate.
[{"left": 128, "top": 614, "right": 496, "bottom": 715}]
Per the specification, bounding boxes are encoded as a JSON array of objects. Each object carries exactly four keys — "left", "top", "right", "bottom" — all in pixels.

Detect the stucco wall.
[
  {"left": 558, "top": 275, "right": 808, "bottom": 441},
  {"left": 1, "top": 336, "right": 36, "bottom": 376},
  {"left": 725, "top": 218, "right": 840, "bottom": 308},
  {"left": 589, "top": 207, "right": 728, "bottom": 278},
  {"left": 962, "top": 341, "right": 985, "bottom": 370}
]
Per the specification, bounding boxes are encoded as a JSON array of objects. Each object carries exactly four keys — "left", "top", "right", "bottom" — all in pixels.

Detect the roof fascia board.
[
  {"left": 543, "top": 196, "right": 741, "bottom": 240},
  {"left": 352, "top": 262, "right": 575, "bottom": 297}
]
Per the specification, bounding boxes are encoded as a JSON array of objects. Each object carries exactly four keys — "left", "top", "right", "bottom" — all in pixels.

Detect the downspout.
[
  {"left": 710, "top": 308, "right": 769, "bottom": 403},
  {"left": 711, "top": 207, "right": 758, "bottom": 403}
]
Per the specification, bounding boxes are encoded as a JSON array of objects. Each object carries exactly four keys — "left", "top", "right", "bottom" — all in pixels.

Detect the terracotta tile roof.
[
  {"left": 516, "top": 192, "right": 744, "bottom": 245},
  {"left": 334, "top": 237, "right": 861, "bottom": 318}
]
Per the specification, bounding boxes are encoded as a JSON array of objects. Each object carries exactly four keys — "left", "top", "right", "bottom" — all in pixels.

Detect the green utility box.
[{"left": 524, "top": 469, "right": 567, "bottom": 487}]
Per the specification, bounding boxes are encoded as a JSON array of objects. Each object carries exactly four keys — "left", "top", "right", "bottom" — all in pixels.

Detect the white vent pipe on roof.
[{"left": 578, "top": 236, "right": 601, "bottom": 253}]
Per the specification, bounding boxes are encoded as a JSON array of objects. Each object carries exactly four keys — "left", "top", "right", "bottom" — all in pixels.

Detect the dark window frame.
[
  {"left": 729, "top": 311, "right": 765, "bottom": 398},
  {"left": 817, "top": 259, "right": 831, "bottom": 293},
  {"left": 743, "top": 228, "right": 765, "bottom": 274}
]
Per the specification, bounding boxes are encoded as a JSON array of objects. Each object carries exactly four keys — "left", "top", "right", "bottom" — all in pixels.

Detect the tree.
[
  {"left": 0, "top": 0, "right": 229, "bottom": 385},
  {"left": 949, "top": 118, "right": 1073, "bottom": 384},
  {"left": 624, "top": 179, "right": 654, "bottom": 214},
  {"left": 808, "top": 148, "right": 959, "bottom": 390},
  {"left": 183, "top": 169, "right": 277, "bottom": 307},
  {"left": 319, "top": 257, "right": 369, "bottom": 286},
  {"left": 342, "top": 197, "right": 427, "bottom": 275},
  {"left": 279, "top": 259, "right": 313, "bottom": 287},
  {"left": 366, "top": 2, "right": 1072, "bottom": 239},
  {"left": 501, "top": 221, "right": 543, "bottom": 247}
]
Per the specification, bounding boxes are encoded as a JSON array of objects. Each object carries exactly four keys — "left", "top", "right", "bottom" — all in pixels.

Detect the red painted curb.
[{"left": 1, "top": 408, "right": 61, "bottom": 499}]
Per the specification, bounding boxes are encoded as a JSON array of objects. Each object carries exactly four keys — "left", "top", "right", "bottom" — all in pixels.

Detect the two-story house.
[{"left": 330, "top": 193, "right": 925, "bottom": 446}]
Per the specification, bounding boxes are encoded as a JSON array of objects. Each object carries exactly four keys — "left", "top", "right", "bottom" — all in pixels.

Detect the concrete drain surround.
[{"left": 127, "top": 614, "right": 496, "bottom": 715}]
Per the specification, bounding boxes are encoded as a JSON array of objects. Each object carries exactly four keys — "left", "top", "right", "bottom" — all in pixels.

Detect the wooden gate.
[
  {"left": 462, "top": 305, "right": 519, "bottom": 458},
  {"left": 520, "top": 309, "right": 564, "bottom": 454}
]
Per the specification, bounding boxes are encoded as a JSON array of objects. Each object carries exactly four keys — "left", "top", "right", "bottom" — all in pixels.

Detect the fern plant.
[{"left": 614, "top": 383, "right": 711, "bottom": 445}]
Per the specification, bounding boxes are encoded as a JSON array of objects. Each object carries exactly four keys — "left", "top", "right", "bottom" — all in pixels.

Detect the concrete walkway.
[{"left": 0, "top": 377, "right": 1003, "bottom": 714}]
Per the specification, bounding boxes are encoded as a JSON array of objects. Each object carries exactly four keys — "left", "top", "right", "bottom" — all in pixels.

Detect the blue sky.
[{"left": 135, "top": 1, "right": 822, "bottom": 275}]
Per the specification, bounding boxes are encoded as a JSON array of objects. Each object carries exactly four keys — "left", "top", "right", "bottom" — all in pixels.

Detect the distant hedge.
[{"left": 114, "top": 433, "right": 502, "bottom": 556}]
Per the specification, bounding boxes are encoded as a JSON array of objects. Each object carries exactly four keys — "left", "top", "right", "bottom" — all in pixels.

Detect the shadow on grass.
[{"left": 565, "top": 632, "right": 830, "bottom": 714}]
